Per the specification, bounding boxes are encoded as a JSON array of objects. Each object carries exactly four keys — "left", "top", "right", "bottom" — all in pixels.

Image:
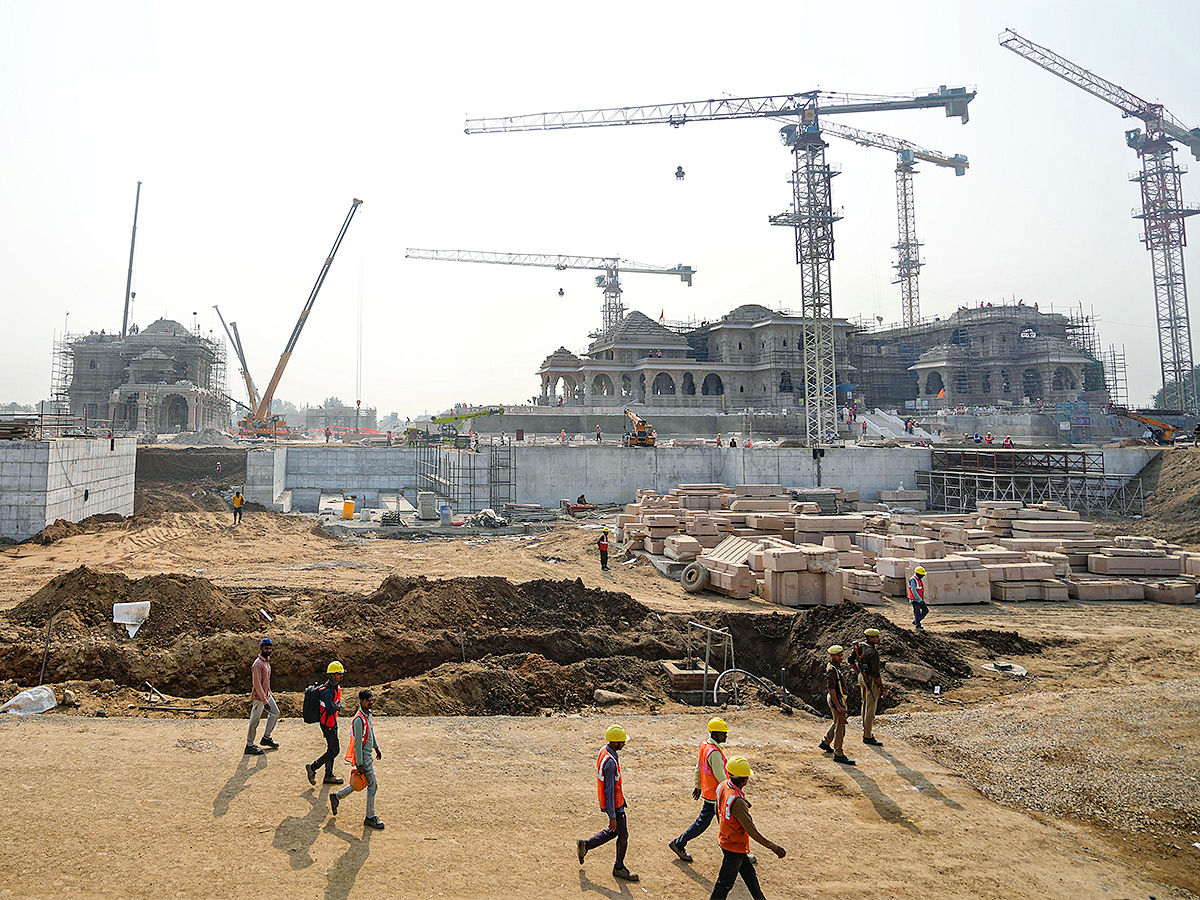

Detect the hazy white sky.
[{"left": 3, "top": 0, "right": 1199, "bottom": 414}]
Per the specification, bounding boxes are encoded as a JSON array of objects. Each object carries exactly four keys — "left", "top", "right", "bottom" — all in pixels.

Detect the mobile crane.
[
  {"left": 622, "top": 408, "right": 656, "bottom": 447},
  {"left": 407, "top": 406, "right": 505, "bottom": 449},
  {"left": 236, "top": 199, "right": 363, "bottom": 436},
  {"left": 1105, "top": 403, "right": 1178, "bottom": 444}
]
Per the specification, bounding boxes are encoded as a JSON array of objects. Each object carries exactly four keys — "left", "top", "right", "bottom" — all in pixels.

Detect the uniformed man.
[
  {"left": 597, "top": 527, "right": 610, "bottom": 571},
  {"left": 909, "top": 566, "right": 929, "bottom": 632},
  {"left": 852, "top": 628, "right": 885, "bottom": 747},
  {"left": 708, "top": 756, "right": 785, "bottom": 900},
  {"left": 577, "top": 724, "right": 639, "bottom": 882},
  {"left": 818, "top": 645, "right": 855, "bottom": 765},
  {"left": 669, "top": 717, "right": 729, "bottom": 862}
]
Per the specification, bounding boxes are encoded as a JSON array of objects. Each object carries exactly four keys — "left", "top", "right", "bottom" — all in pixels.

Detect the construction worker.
[
  {"left": 577, "top": 724, "right": 638, "bottom": 882},
  {"left": 985, "top": 431, "right": 994, "bottom": 445},
  {"left": 1003, "top": 435, "right": 1014, "bottom": 448},
  {"left": 596, "top": 424, "right": 602, "bottom": 443},
  {"left": 330, "top": 689, "right": 384, "bottom": 829},
  {"left": 597, "top": 527, "right": 610, "bottom": 571},
  {"left": 852, "top": 629, "right": 885, "bottom": 747},
  {"left": 232, "top": 490, "right": 244, "bottom": 526},
  {"left": 909, "top": 566, "right": 929, "bottom": 632},
  {"left": 973, "top": 432, "right": 982, "bottom": 444},
  {"left": 306, "top": 661, "right": 346, "bottom": 786},
  {"left": 244, "top": 638, "right": 278, "bottom": 755},
  {"left": 669, "top": 717, "right": 729, "bottom": 862},
  {"left": 708, "top": 756, "right": 785, "bottom": 900},
  {"left": 818, "top": 645, "right": 854, "bottom": 765}
]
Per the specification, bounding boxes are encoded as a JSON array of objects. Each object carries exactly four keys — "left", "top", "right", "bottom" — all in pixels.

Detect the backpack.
[{"left": 302, "top": 682, "right": 323, "bottom": 724}]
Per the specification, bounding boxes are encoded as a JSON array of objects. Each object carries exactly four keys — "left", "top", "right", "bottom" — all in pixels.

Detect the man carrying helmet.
[
  {"left": 818, "top": 646, "right": 854, "bottom": 766},
  {"left": 598, "top": 528, "right": 610, "bottom": 572},
  {"left": 709, "top": 756, "right": 786, "bottom": 900},
  {"left": 669, "top": 717, "right": 730, "bottom": 862},
  {"left": 909, "top": 566, "right": 929, "bottom": 633},
  {"left": 244, "top": 638, "right": 278, "bottom": 755},
  {"left": 330, "top": 689, "right": 384, "bottom": 830},
  {"left": 306, "top": 661, "right": 346, "bottom": 786},
  {"left": 577, "top": 724, "right": 638, "bottom": 882}
]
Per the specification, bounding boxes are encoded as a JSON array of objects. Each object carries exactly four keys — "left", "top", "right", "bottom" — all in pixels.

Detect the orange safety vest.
[
  {"left": 596, "top": 745, "right": 624, "bottom": 812},
  {"left": 717, "top": 779, "right": 750, "bottom": 854},
  {"left": 598, "top": 535, "right": 609, "bottom": 552},
  {"left": 343, "top": 709, "right": 371, "bottom": 766},
  {"left": 907, "top": 575, "right": 925, "bottom": 602},
  {"left": 319, "top": 682, "right": 341, "bottom": 727},
  {"left": 698, "top": 740, "right": 728, "bottom": 802}
]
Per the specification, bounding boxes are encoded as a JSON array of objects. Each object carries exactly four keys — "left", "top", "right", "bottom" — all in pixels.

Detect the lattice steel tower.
[{"left": 1001, "top": 28, "right": 1200, "bottom": 412}]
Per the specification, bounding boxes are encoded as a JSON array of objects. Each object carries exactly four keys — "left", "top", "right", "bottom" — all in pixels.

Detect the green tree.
[{"left": 1150, "top": 366, "right": 1200, "bottom": 409}]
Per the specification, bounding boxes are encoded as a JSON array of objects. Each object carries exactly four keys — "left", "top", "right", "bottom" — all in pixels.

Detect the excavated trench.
[{"left": 0, "top": 567, "right": 1036, "bottom": 717}]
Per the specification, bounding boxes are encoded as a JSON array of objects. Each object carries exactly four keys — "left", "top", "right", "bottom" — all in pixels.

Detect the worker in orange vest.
[
  {"left": 669, "top": 717, "right": 729, "bottom": 862},
  {"left": 577, "top": 725, "right": 638, "bottom": 882},
  {"left": 597, "top": 527, "right": 610, "bottom": 571},
  {"left": 710, "top": 757, "right": 785, "bottom": 900},
  {"left": 329, "top": 688, "right": 384, "bottom": 829}
]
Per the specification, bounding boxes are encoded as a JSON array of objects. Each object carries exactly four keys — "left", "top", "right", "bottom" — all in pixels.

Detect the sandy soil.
[
  {"left": 1, "top": 457, "right": 1198, "bottom": 898},
  {"left": 1, "top": 710, "right": 1192, "bottom": 900}
]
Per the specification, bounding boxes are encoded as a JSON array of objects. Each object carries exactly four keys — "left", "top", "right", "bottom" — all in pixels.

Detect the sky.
[{"left": 2, "top": 0, "right": 1199, "bottom": 415}]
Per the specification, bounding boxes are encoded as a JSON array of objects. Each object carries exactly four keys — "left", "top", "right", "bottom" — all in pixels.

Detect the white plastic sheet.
[
  {"left": 113, "top": 601, "right": 151, "bottom": 637},
  {"left": 1, "top": 685, "right": 58, "bottom": 715}
]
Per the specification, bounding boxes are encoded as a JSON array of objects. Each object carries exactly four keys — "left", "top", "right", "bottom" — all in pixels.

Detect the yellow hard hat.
[
  {"left": 707, "top": 717, "right": 729, "bottom": 733},
  {"left": 605, "top": 724, "right": 628, "bottom": 742},
  {"left": 726, "top": 756, "right": 753, "bottom": 779},
  {"left": 864, "top": 628, "right": 880, "bottom": 637},
  {"left": 914, "top": 566, "right": 926, "bottom": 576},
  {"left": 326, "top": 661, "right": 345, "bottom": 674},
  {"left": 828, "top": 644, "right": 844, "bottom": 655}
]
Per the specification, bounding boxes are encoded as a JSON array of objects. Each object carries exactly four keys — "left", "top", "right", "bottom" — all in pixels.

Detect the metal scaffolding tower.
[
  {"left": 465, "top": 86, "right": 975, "bottom": 445},
  {"left": 1000, "top": 28, "right": 1200, "bottom": 413}
]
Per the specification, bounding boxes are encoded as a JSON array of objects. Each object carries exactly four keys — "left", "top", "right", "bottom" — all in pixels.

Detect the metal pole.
[
  {"left": 122, "top": 182, "right": 142, "bottom": 338},
  {"left": 703, "top": 632, "right": 712, "bottom": 706}
]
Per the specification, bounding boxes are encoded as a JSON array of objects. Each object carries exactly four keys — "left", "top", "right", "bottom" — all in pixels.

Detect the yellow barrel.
[{"left": 342, "top": 499, "right": 355, "bottom": 520}]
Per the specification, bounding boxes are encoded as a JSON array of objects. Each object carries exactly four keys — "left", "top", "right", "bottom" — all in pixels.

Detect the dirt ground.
[{"left": 0, "top": 448, "right": 1198, "bottom": 898}]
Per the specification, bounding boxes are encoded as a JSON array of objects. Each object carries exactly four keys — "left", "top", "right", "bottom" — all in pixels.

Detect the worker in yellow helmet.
[
  {"left": 710, "top": 756, "right": 785, "bottom": 900},
  {"left": 669, "top": 717, "right": 730, "bottom": 862},
  {"left": 909, "top": 566, "right": 929, "bottom": 633},
  {"left": 577, "top": 724, "right": 638, "bottom": 882},
  {"left": 306, "top": 661, "right": 346, "bottom": 786}
]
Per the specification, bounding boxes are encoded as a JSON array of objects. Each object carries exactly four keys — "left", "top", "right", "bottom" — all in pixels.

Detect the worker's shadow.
[
  {"left": 866, "top": 746, "right": 964, "bottom": 811},
  {"left": 272, "top": 789, "right": 327, "bottom": 869},
  {"left": 212, "top": 753, "right": 267, "bottom": 818},
  {"left": 671, "top": 859, "right": 715, "bottom": 894},
  {"left": 842, "top": 764, "right": 921, "bottom": 834},
  {"left": 323, "top": 820, "right": 373, "bottom": 900},
  {"left": 578, "top": 869, "right": 636, "bottom": 899}
]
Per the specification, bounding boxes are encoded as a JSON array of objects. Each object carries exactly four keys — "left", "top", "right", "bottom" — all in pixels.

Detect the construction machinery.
[
  {"left": 405, "top": 248, "right": 694, "bottom": 339},
  {"left": 1001, "top": 29, "right": 1200, "bottom": 414},
  {"left": 213, "top": 305, "right": 260, "bottom": 416},
  {"left": 622, "top": 407, "right": 655, "bottom": 447},
  {"left": 465, "top": 86, "right": 975, "bottom": 446},
  {"left": 235, "top": 199, "right": 363, "bottom": 436},
  {"left": 1105, "top": 403, "right": 1178, "bottom": 444},
  {"left": 815, "top": 120, "right": 968, "bottom": 326}
]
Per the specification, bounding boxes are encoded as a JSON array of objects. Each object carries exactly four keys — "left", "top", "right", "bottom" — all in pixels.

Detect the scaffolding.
[
  {"left": 930, "top": 448, "right": 1106, "bottom": 476},
  {"left": 49, "top": 332, "right": 75, "bottom": 415},
  {"left": 415, "top": 442, "right": 517, "bottom": 515},
  {"left": 917, "top": 469, "right": 1144, "bottom": 516},
  {"left": 1101, "top": 344, "right": 1129, "bottom": 407}
]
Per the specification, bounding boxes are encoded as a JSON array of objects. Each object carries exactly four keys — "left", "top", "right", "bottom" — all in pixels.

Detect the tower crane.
[
  {"left": 1000, "top": 28, "right": 1200, "bottom": 413},
  {"left": 465, "top": 86, "right": 975, "bottom": 445},
  {"left": 404, "top": 248, "right": 695, "bottom": 338},
  {"left": 814, "top": 120, "right": 968, "bottom": 327}
]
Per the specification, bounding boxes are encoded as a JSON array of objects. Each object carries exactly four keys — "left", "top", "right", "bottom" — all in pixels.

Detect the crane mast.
[
  {"left": 213, "top": 305, "right": 260, "bottom": 413},
  {"left": 405, "top": 248, "right": 694, "bottom": 338},
  {"left": 466, "top": 88, "right": 973, "bottom": 444},
  {"left": 1000, "top": 28, "right": 1200, "bottom": 412},
  {"left": 813, "top": 120, "right": 968, "bottom": 326}
]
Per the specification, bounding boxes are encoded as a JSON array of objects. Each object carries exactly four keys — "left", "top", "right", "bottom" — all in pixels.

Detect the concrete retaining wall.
[{"left": 0, "top": 438, "right": 136, "bottom": 541}]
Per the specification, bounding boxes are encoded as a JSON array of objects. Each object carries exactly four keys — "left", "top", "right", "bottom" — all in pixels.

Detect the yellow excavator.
[
  {"left": 622, "top": 408, "right": 656, "bottom": 447},
  {"left": 1106, "top": 404, "right": 1178, "bottom": 444}
]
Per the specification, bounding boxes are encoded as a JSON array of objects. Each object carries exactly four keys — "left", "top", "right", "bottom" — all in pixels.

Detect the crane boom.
[
  {"left": 252, "top": 199, "right": 362, "bottom": 426},
  {"left": 465, "top": 86, "right": 974, "bottom": 133},
  {"left": 466, "top": 84, "right": 975, "bottom": 444},
  {"left": 213, "top": 305, "right": 260, "bottom": 413},
  {"left": 406, "top": 248, "right": 694, "bottom": 337},
  {"left": 817, "top": 120, "right": 968, "bottom": 173},
  {"left": 999, "top": 29, "right": 1200, "bottom": 160}
]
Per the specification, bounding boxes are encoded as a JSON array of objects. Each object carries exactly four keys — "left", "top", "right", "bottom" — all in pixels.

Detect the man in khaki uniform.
[
  {"left": 852, "top": 628, "right": 885, "bottom": 747},
  {"left": 818, "top": 645, "right": 855, "bottom": 765}
]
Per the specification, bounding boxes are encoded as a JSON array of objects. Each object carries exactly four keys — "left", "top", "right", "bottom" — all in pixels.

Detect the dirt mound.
[
  {"left": 135, "top": 447, "right": 246, "bottom": 483},
  {"left": 942, "top": 628, "right": 1043, "bottom": 657},
  {"left": 22, "top": 514, "right": 129, "bottom": 546},
  {"left": 316, "top": 575, "right": 652, "bottom": 632},
  {"left": 167, "top": 428, "right": 241, "bottom": 448},
  {"left": 134, "top": 483, "right": 230, "bottom": 518},
  {"left": 7, "top": 566, "right": 253, "bottom": 646}
]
